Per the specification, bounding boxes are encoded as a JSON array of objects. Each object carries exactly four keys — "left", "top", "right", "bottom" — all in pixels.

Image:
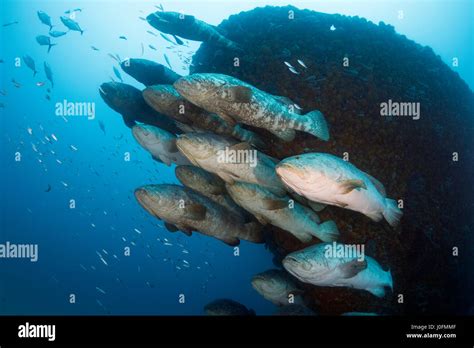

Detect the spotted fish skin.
[
  {"left": 282, "top": 242, "right": 393, "bottom": 298},
  {"left": 174, "top": 73, "right": 330, "bottom": 142},
  {"left": 143, "top": 85, "right": 264, "bottom": 147},
  {"left": 226, "top": 181, "right": 339, "bottom": 243},
  {"left": 175, "top": 132, "right": 286, "bottom": 196},
  {"left": 276, "top": 153, "right": 403, "bottom": 227},
  {"left": 175, "top": 165, "right": 250, "bottom": 220},
  {"left": 134, "top": 184, "right": 263, "bottom": 246}
]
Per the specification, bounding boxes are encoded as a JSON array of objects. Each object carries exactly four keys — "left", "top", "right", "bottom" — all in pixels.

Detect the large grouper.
[
  {"left": 276, "top": 153, "right": 403, "bottom": 227},
  {"left": 132, "top": 124, "right": 189, "bottom": 166},
  {"left": 175, "top": 132, "right": 286, "bottom": 196},
  {"left": 173, "top": 73, "right": 330, "bottom": 142},
  {"left": 175, "top": 165, "right": 250, "bottom": 221},
  {"left": 134, "top": 184, "right": 263, "bottom": 246},
  {"left": 251, "top": 269, "right": 303, "bottom": 306},
  {"left": 282, "top": 242, "right": 393, "bottom": 298},
  {"left": 225, "top": 182, "right": 339, "bottom": 243},
  {"left": 143, "top": 84, "right": 264, "bottom": 148}
]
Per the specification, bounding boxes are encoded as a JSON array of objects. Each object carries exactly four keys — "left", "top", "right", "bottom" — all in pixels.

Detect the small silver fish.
[
  {"left": 163, "top": 54, "right": 172, "bottom": 69},
  {"left": 113, "top": 66, "right": 123, "bottom": 82},
  {"left": 160, "top": 33, "right": 175, "bottom": 45},
  {"left": 49, "top": 30, "right": 67, "bottom": 38},
  {"left": 96, "top": 286, "right": 106, "bottom": 294},
  {"left": 289, "top": 67, "right": 300, "bottom": 75},
  {"left": 297, "top": 59, "right": 307, "bottom": 68}
]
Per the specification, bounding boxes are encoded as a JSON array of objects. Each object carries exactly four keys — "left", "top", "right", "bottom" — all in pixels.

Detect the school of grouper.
[{"left": 99, "top": 9, "right": 403, "bottom": 316}]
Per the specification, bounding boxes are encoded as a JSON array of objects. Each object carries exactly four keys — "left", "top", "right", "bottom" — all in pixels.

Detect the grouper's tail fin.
[
  {"left": 294, "top": 110, "right": 330, "bottom": 141},
  {"left": 240, "top": 221, "right": 264, "bottom": 243},
  {"left": 383, "top": 198, "right": 403, "bottom": 227}
]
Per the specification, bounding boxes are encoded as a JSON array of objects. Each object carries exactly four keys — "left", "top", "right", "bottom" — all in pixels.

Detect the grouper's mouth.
[
  {"left": 275, "top": 164, "right": 300, "bottom": 188},
  {"left": 282, "top": 255, "right": 301, "bottom": 271},
  {"left": 134, "top": 188, "right": 151, "bottom": 207},
  {"left": 134, "top": 188, "right": 161, "bottom": 219}
]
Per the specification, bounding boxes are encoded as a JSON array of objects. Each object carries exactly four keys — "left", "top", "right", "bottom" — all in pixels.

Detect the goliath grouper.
[
  {"left": 132, "top": 124, "right": 189, "bottom": 166},
  {"left": 134, "top": 184, "right": 263, "bottom": 246},
  {"left": 99, "top": 82, "right": 180, "bottom": 134},
  {"left": 143, "top": 84, "right": 264, "bottom": 148},
  {"left": 226, "top": 182, "right": 339, "bottom": 243},
  {"left": 176, "top": 132, "right": 286, "bottom": 196},
  {"left": 147, "top": 11, "right": 240, "bottom": 51},
  {"left": 174, "top": 73, "right": 329, "bottom": 142},
  {"left": 282, "top": 242, "right": 393, "bottom": 298},
  {"left": 276, "top": 153, "right": 402, "bottom": 227},
  {"left": 175, "top": 165, "right": 250, "bottom": 221},
  {"left": 251, "top": 269, "right": 303, "bottom": 306}
]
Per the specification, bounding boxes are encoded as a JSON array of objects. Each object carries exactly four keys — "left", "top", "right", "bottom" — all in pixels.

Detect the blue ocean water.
[{"left": 0, "top": 0, "right": 472, "bottom": 315}]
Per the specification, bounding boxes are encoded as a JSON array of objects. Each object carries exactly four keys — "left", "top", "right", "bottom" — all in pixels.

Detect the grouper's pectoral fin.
[
  {"left": 164, "top": 139, "right": 180, "bottom": 153},
  {"left": 339, "top": 259, "right": 367, "bottom": 278},
  {"left": 183, "top": 203, "right": 207, "bottom": 220},
  {"left": 269, "top": 128, "right": 295, "bottom": 142},
  {"left": 261, "top": 198, "right": 288, "bottom": 210},
  {"left": 338, "top": 179, "right": 367, "bottom": 194},
  {"left": 225, "top": 86, "right": 252, "bottom": 103}
]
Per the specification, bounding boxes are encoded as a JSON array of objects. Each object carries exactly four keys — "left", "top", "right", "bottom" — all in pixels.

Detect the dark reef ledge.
[{"left": 192, "top": 6, "right": 474, "bottom": 315}]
